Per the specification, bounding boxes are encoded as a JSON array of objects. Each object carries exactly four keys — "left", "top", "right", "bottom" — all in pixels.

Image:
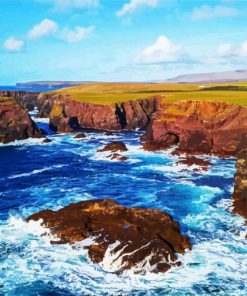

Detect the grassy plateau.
[{"left": 52, "top": 82, "right": 247, "bottom": 106}]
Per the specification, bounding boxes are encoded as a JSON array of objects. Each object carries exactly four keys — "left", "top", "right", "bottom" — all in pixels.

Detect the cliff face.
[
  {"left": 27, "top": 199, "right": 191, "bottom": 274},
  {"left": 0, "top": 98, "right": 42, "bottom": 143},
  {"left": 232, "top": 149, "right": 247, "bottom": 219},
  {"left": 0, "top": 91, "right": 40, "bottom": 111},
  {"left": 142, "top": 101, "right": 247, "bottom": 156},
  {"left": 37, "top": 93, "right": 161, "bottom": 132}
]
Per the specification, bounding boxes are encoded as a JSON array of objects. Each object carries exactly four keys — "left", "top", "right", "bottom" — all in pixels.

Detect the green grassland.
[{"left": 53, "top": 82, "right": 247, "bottom": 106}]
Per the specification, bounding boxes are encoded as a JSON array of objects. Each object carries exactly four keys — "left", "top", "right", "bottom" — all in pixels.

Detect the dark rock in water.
[
  {"left": 105, "top": 131, "right": 114, "bottom": 136},
  {"left": 27, "top": 199, "right": 191, "bottom": 274},
  {"left": 177, "top": 156, "right": 211, "bottom": 172},
  {"left": 107, "top": 153, "right": 128, "bottom": 161},
  {"left": 42, "top": 138, "right": 52, "bottom": 143},
  {"left": 74, "top": 133, "right": 86, "bottom": 139},
  {"left": 98, "top": 141, "right": 127, "bottom": 152},
  {"left": 0, "top": 98, "right": 42, "bottom": 144},
  {"left": 232, "top": 149, "right": 247, "bottom": 220}
]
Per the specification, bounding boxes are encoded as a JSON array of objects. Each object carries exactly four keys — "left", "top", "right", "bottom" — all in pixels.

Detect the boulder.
[
  {"left": 74, "top": 133, "right": 86, "bottom": 139},
  {"left": 27, "top": 199, "right": 191, "bottom": 274},
  {"left": 98, "top": 141, "right": 128, "bottom": 152}
]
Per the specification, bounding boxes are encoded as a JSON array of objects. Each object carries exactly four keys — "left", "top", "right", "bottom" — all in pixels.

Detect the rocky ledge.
[
  {"left": 142, "top": 101, "right": 247, "bottom": 156},
  {"left": 232, "top": 149, "right": 247, "bottom": 219},
  {"left": 27, "top": 199, "right": 191, "bottom": 274},
  {"left": 0, "top": 98, "right": 42, "bottom": 143}
]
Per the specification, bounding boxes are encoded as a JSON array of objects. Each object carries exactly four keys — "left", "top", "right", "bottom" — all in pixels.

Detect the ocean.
[{"left": 0, "top": 112, "right": 246, "bottom": 295}]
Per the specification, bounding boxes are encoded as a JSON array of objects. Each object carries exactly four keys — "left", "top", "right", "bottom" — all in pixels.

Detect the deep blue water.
[
  {"left": 0, "top": 85, "right": 63, "bottom": 92},
  {"left": 0, "top": 114, "right": 246, "bottom": 295}
]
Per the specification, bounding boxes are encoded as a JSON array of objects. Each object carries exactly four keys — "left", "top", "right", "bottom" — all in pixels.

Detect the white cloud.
[
  {"left": 117, "top": 0, "right": 159, "bottom": 17},
  {"left": 135, "top": 35, "right": 181, "bottom": 64},
  {"left": 3, "top": 37, "right": 24, "bottom": 52},
  {"left": 38, "top": 0, "right": 99, "bottom": 11},
  {"left": 190, "top": 5, "right": 239, "bottom": 20},
  {"left": 62, "top": 26, "right": 94, "bottom": 42},
  {"left": 28, "top": 19, "right": 58, "bottom": 39},
  {"left": 240, "top": 41, "right": 247, "bottom": 57},
  {"left": 217, "top": 43, "right": 236, "bottom": 57}
]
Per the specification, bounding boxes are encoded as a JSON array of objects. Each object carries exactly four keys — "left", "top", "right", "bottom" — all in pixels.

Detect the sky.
[{"left": 1, "top": 0, "right": 247, "bottom": 84}]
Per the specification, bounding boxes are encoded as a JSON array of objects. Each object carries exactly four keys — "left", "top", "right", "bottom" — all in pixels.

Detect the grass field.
[{"left": 53, "top": 82, "right": 247, "bottom": 106}]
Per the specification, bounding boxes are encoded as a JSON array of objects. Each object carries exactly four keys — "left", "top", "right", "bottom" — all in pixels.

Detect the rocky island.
[{"left": 27, "top": 199, "right": 191, "bottom": 274}]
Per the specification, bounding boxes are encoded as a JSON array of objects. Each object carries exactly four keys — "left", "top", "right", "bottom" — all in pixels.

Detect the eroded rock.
[
  {"left": 27, "top": 199, "right": 191, "bottom": 274},
  {"left": 142, "top": 101, "right": 247, "bottom": 156}
]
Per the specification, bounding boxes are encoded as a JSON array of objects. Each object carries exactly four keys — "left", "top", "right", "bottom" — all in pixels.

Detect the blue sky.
[{"left": 1, "top": 0, "right": 247, "bottom": 84}]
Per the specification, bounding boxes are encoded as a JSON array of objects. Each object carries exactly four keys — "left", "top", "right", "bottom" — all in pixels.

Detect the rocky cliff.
[
  {"left": 0, "top": 97, "right": 42, "bottom": 143},
  {"left": 0, "top": 91, "right": 40, "bottom": 111},
  {"left": 27, "top": 199, "right": 191, "bottom": 274},
  {"left": 36, "top": 93, "right": 161, "bottom": 132},
  {"left": 142, "top": 100, "right": 247, "bottom": 156},
  {"left": 232, "top": 149, "right": 247, "bottom": 219}
]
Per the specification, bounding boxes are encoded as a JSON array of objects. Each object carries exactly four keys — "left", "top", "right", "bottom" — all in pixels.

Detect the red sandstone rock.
[
  {"left": 142, "top": 101, "right": 247, "bottom": 156},
  {"left": 27, "top": 199, "right": 191, "bottom": 274},
  {"left": 0, "top": 98, "right": 42, "bottom": 143}
]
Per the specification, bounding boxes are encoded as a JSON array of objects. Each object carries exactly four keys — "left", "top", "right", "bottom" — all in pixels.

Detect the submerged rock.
[
  {"left": 107, "top": 153, "right": 128, "bottom": 161},
  {"left": 232, "top": 149, "right": 247, "bottom": 219},
  {"left": 105, "top": 131, "right": 115, "bottom": 136},
  {"left": 98, "top": 141, "right": 128, "bottom": 152},
  {"left": 27, "top": 199, "right": 191, "bottom": 274},
  {"left": 42, "top": 138, "right": 52, "bottom": 143}
]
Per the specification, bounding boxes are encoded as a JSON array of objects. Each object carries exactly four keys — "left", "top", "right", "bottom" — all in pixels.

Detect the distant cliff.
[{"left": 0, "top": 97, "right": 42, "bottom": 143}]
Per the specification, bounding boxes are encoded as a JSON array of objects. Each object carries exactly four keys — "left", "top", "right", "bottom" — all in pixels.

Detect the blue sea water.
[{"left": 0, "top": 113, "right": 246, "bottom": 296}]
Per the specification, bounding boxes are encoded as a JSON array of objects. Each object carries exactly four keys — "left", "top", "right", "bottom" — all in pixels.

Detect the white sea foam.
[{"left": 8, "top": 164, "right": 66, "bottom": 179}]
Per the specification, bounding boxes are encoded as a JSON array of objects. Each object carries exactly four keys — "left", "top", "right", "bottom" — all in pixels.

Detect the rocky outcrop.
[
  {"left": 27, "top": 199, "right": 191, "bottom": 274},
  {"left": 232, "top": 149, "right": 247, "bottom": 219},
  {"left": 0, "top": 91, "right": 40, "bottom": 111},
  {"left": 97, "top": 141, "right": 128, "bottom": 152},
  {"left": 0, "top": 98, "right": 42, "bottom": 143},
  {"left": 35, "top": 93, "right": 160, "bottom": 132},
  {"left": 142, "top": 101, "right": 247, "bottom": 156}
]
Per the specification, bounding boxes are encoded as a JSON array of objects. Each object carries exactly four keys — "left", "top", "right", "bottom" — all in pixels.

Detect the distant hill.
[
  {"left": 165, "top": 69, "right": 247, "bottom": 83},
  {"left": 16, "top": 81, "right": 91, "bottom": 89}
]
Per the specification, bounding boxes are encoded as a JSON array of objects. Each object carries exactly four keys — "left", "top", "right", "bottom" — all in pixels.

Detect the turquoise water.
[{"left": 0, "top": 115, "right": 246, "bottom": 295}]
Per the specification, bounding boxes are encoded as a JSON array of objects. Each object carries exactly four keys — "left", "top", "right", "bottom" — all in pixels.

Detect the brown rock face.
[
  {"left": 98, "top": 141, "right": 128, "bottom": 152},
  {"left": 142, "top": 101, "right": 247, "bottom": 156},
  {"left": 36, "top": 93, "right": 160, "bottom": 132},
  {"left": 177, "top": 156, "right": 211, "bottom": 172},
  {"left": 232, "top": 149, "right": 247, "bottom": 219},
  {"left": 27, "top": 199, "right": 191, "bottom": 274},
  {"left": 0, "top": 99, "right": 42, "bottom": 143}
]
